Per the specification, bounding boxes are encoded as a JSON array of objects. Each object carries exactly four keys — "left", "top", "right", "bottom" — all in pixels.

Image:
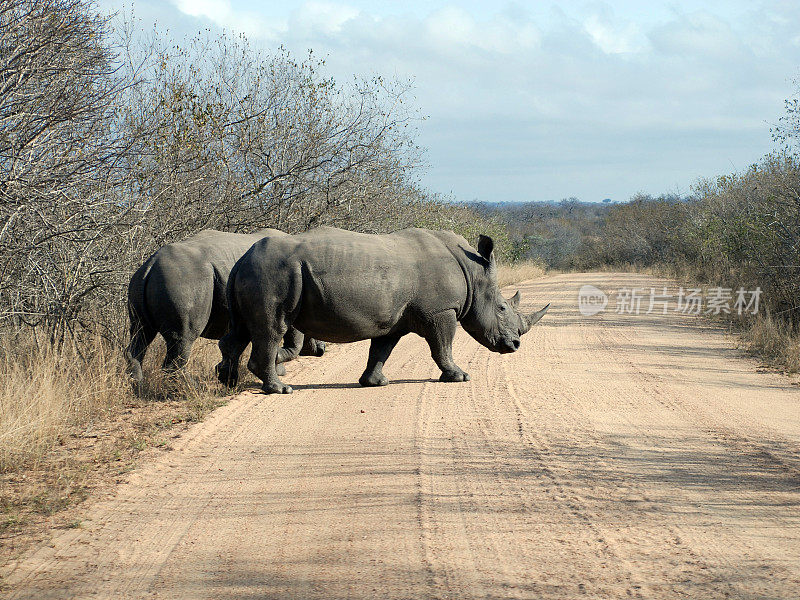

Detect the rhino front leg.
[
  {"left": 277, "top": 328, "right": 303, "bottom": 365},
  {"left": 249, "top": 325, "right": 293, "bottom": 394},
  {"left": 359, "top": 334, "right": 402, "bottom": 387},
  {"left": 425, "top": 310, "right": 470, "bottom": 383}
]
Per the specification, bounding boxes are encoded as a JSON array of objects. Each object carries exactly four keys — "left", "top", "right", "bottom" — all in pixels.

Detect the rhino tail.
[
  {"left": 127, "top": 256, "right": 156, "bottom": 332},
  {"left": 125, "top": 255, "right": 158, "bottom": 385},
  {"left": 217, "top": 259, "right": 251, "bottom": 388},
  {"left": 221, "top": 259, "right": 252, "bottom": 351}
]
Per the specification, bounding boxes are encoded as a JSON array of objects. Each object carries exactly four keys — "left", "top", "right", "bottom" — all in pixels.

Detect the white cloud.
[
  {"left": 425, "top": 6, "right": 475, "bottom": 47},
  {"left": 474, "top": 13, "right": 540, "bottom": 54},
  {"left": 291, "top": 2, "right": 360, "bottom": 36},
  {"left": 583, "top": 11, "right": 646, "bottom": 54},
  {"left": 173, "top": 0, "right": 231, "bottom": 22}
]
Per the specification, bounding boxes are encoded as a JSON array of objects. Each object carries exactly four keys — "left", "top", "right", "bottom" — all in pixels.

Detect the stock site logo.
[
  {"left": 577, "top": 285, "right": 762, "bottom": 317},
  {"left": 578, "top": 285, "right": 608, "bottom": 316}
]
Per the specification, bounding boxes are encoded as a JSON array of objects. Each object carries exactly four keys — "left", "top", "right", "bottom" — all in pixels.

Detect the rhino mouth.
[{"left": 496, "top": 338, "right": 520, "bottom": 354}]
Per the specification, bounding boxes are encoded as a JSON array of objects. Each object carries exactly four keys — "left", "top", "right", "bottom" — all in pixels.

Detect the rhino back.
[
  {"left": 141, "top": 230, "right": 270, "bottom": 338},
  {"left": 264, "top": 228, "right": 470, "bottom": 342},
  {"left": 172, "top": 230, "right": 267, "bottom": 273}
]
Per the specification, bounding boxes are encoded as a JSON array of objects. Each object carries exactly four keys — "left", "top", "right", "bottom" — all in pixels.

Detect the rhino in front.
[{"left": 218, "top": 226, "right": 548, "bottom": 394}]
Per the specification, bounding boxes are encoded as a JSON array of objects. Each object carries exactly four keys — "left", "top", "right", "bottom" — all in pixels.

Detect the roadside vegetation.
[
  {"left": 496, "top": 261, "right": 547, "bottom": 289},
  {"left": 477, "top": 150, "right": 800, "bottom": 372}
]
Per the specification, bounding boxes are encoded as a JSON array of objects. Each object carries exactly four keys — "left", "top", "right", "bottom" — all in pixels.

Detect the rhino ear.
[
  {"left": 509, "top": 291, "right": 521, "bottom": 309},
  {"left": 477, "top": 235, "right": 494, "bottom": 262}
]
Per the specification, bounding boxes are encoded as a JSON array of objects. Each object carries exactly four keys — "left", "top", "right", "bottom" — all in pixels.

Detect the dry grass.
[
  {"left": 0, "top": 331, "right": 233, "bottom": 565},
  {"left": 496, "top": 260, "right": 547, "bottom": 289},
  {"left": 738, "top": 313, "right": 800, "bottom": 373},
  {"left": 0, "top": 333, "right": 229, "bottom": 472},
  {"left": 0, "top": 333, "right": 128, "bottom": 472}
]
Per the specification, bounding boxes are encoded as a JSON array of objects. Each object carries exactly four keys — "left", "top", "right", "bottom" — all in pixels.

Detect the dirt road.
[{"left": 4, "top": 272, "right": 800, "bottom": 599}]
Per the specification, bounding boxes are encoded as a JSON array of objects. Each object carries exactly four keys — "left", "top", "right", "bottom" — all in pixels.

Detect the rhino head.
[{"left": 461, "top": 235, "right": 550, "bottom": 354}]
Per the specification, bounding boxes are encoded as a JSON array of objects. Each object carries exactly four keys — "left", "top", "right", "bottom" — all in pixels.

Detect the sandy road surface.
[{"left": 4, "top": 272, "right": 800, "bottom": 599}]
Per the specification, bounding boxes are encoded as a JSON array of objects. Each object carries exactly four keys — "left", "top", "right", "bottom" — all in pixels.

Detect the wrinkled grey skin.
[
  {"left": 125, "top": 229, "right": 325, "bottom": 386},
  {"left": 217, "top": 226, "right": 549, "bottom": 394}
]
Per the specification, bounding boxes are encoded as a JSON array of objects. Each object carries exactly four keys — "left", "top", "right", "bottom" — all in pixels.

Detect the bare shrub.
[
  {"left": 0, "top": 0, "right": 142, "bottom": 343},
  {"left": 122, "top": 31, "right": 423, "bottom": 246},
  {"left": 589, "top": 194, "right": 688, "bottom": 268},
  {"left": 687, "top": 154, "right": 800, "bottom": 327},
  {"left": 471, "top": 198, "right": 610, "bottom": 269}
]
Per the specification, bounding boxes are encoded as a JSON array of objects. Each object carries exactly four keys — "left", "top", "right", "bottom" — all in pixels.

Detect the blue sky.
[{"left": 100, "top": 1, "right": 800, "bottom": 203}]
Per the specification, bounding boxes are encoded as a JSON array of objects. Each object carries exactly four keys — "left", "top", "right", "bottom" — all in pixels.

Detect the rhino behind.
[
  {"left": 217, "top": 226, "right": 549, "bottom": 393},
  {"left": 126, "top": 229, "right": 325, "bottom": 386}
]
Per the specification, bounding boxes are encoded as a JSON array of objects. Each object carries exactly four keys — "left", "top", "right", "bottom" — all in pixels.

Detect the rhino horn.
[{"left": 521, "top": 303, "right": 550, "bottom": 334}]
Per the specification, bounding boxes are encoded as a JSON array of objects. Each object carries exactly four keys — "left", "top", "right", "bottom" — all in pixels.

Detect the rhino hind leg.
[
  {"left": 249, "top": 327, "right": 292, "bottom": 394},
  {"left": 162, "top": 330, "right": 195, "bottom": 374},
  {"left": 276, "top": 328, "right": 304, "bottom": 365},
  {"left": 217, "top": 323, "right": 251, "bottom": 387},
  {"left": 126, "top": 324, "right": 156, "bottom": 389},
  {"left": 359, "top": 335, "right": 402, "bottom": 387},
  {"left": 425, "top": 310, "right": 470, "bottom": 383}
]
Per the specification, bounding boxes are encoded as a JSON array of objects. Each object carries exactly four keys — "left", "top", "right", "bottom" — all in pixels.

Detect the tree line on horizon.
[{"left": 474, "top": 146, "right": 800, "bottom": 371}]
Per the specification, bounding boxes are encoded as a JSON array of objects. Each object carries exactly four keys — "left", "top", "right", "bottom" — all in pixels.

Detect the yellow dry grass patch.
[
  {"left": 496, "top": 261, "right": 547, "bottom": 289},
  {"left": 0, "top": 334, "right": 231, "bottom": 472},
  {"left": 738, "top": 313, "right": 800, "bottom": 373},
  {"left": 0, "top": 335, "right": 127, "bottom": 472}
]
